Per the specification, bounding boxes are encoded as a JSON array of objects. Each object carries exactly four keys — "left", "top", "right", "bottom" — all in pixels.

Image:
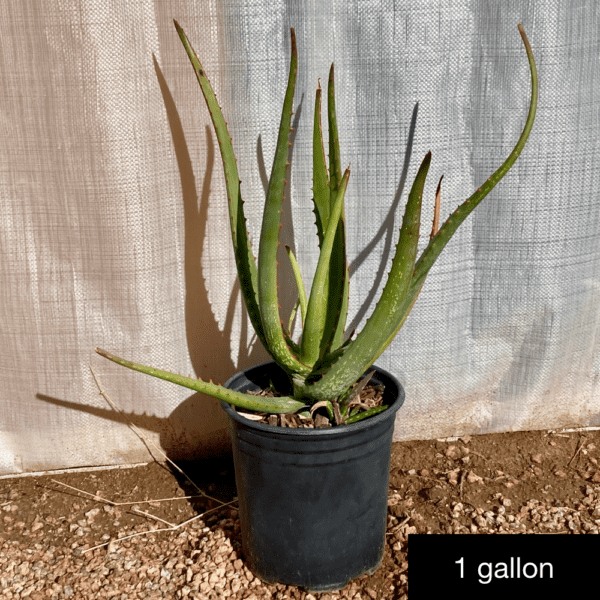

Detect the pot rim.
[{"left": 220, "top": 360, "right": 404, "bottom": 437}]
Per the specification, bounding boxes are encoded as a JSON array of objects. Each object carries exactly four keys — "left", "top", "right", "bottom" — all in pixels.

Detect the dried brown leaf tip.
[{"left": 430, "top": 174, "right": 443, "bottom": 240}]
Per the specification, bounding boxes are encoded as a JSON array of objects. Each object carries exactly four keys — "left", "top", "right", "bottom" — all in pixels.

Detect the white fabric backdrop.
[{"left": 1, "top": 0, "right": 598, "bottom": 475}]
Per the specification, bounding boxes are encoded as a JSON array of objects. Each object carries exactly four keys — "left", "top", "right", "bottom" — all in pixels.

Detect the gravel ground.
[{"left": 1, "top": 428, "right": 599, "bottom": 599}]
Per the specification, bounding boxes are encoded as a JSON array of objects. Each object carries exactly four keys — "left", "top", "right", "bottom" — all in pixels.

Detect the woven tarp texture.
[{"left": 1, "top": 0, "right": 598, "bottom": 474}]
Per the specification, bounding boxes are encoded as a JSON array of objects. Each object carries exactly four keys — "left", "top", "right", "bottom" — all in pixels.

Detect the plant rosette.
[
  {"left": 94, "top": 20, "right": 537, "bottom": 590},
  {"left": 96, "top": 21, "right": 537, "bottom": 427}
]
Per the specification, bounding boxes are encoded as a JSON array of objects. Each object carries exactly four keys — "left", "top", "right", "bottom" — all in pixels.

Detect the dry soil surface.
[{"left": 1, "top": 427, "right": 599, "bottom": 599}]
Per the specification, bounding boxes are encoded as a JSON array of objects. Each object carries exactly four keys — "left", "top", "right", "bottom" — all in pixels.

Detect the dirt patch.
[{"left": 1, "top": 427, "right": 599, "bottom": 599}]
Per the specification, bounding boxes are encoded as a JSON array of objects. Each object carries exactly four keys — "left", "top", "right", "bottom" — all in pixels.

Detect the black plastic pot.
[{"left": 220, "top": 361, "right": 405, "bottom": 592}]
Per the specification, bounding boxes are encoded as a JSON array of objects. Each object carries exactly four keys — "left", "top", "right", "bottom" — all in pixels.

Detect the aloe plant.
[{"left": 96, "top": 22, "right": 537, "bottom": 425}]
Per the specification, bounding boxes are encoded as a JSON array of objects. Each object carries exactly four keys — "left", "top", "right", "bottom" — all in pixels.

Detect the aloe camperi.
[{"left": 96, "top": 22, "right": 538, "bottom": 424}]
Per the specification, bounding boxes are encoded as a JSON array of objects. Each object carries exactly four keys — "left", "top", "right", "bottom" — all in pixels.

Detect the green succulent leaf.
[
  {"left": 300, "top": 167, "right": 351, "bottom": 367},
  {"left": 95, "top": 348, "right": 307, "bottom": 413},
  {"left": 326, "top": 64, "right": 350, "bottom": 353},
  {"left": 409, "top": 23, "right": 538, "bottom": 298},
  {"left": 345, "top": 405, "right": 388, "bottom": 424},
  {"left": 328, "top": 64, "right": 343, "bottom": 196},
  {"left": 285, "top": 244, "right": 308, "bottom": 327},
  {"left": 173, "top": 21, "right": 267, "bottom": 359},
  {"left": 257, "top": 28, "right": 311, "bottom": 375},
  {"left": 312, "top": 81, "right": 330, "bottom": 247},
  {"left": 306, "top": 65, "right": 350, "bottom": 364}
]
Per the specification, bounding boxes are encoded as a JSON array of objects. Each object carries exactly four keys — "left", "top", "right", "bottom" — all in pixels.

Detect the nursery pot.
[{"left": 220, "top": 361, "right": 404, "bottom": 592}]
